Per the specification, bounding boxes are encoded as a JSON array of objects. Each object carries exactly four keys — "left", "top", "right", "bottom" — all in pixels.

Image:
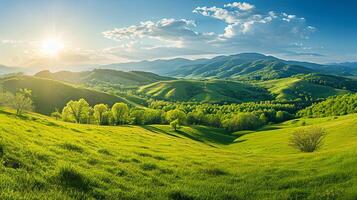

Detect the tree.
[
  {"left": 222, "top": 113, "right": 260, "bottom": 132},
  {"left": 11, "top": 89, "right": 33, "bottom": 116},
  {"left": 62, "top": 99, "right": 90, "bottom": 123},
  {"left": 111, "top": 102, "right": 129, "bottom": 125},
  {"left": 165, "top": 109, "right": 187, "bottom": 125},
  {"left": 51, "top": 108, "right": 62, "bottom": 120},
  {"left": 94, "top": 104, "right": 109, "bottom": 125},
  {"left": 170, "top": 119, "right": 179, "bottom": 131}
]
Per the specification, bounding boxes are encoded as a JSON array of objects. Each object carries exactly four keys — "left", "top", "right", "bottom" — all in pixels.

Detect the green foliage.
[
  {"left": 298, "top": 94, "right": 357, "bottom": 117},
  {"left": 166, "top": 109, "right": 187, "bottom": 124},
  {"left": 289, "top": 127, "right": 326, "bottom": 152},
  {"left": 10, "top": 88, "right": 33, "bottom": 116},
  {"left": 93, "top": 104, "right": 109, "bottom": 125},
  {"left": 62, "top": 99, "right": 90, "bottom": 123},
  {"left": 170, "top": 119, "right": 179, "bottom": 131},
  {"left": 111, "top": 102, "right": 130, "bottom": 125},
  {"left": 222, "top": 113, "right": 262, "bottom": 132},
  {"left": 50, "top": 109, "right": 62, "bottom": 120}
]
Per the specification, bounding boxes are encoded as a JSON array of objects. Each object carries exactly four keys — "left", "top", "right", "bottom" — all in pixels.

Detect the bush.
[{"left": 289, "top": 127, "right": 326, "bottom": 152}]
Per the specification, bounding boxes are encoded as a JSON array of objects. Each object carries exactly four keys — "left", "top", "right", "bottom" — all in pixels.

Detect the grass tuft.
[
  {"left": 57, "top": 165, "right": 90, "bottom": 191},
  {"left": 60, "top": 143, "right": 84, "bottom": 153}
]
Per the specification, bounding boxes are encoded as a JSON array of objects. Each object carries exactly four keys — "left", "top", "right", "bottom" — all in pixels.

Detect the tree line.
[
  {"left": 298, "top": 93, "right": 357, "bottom": 118},
  {"left": 54, "top": 98, "right": 294, "bottom": 132}
]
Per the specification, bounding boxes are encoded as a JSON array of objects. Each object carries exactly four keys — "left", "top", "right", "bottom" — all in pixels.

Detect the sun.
[{"left": 41, "top": 38, "right": 64, "bottom": 57}]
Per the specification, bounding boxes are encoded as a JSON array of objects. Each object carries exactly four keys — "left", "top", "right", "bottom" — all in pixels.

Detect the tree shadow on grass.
[
  {"left": 142, "top": 125, "right": 237, "bottom": 146},
  {"left": 141, "top": 125, "right": 179, "bottom": 138}
]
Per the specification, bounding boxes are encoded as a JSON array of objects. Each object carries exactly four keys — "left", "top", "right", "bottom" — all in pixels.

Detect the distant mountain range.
[
  {"left": 2, "top": 53, "right": 357, "bottom": 80},
  {"left": 101, "top": 53, "right": 357, "bottom": 80}
]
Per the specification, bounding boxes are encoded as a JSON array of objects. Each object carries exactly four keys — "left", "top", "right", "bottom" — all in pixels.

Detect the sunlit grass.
[{"left": 0, "top": 108, "right": 356, "bottom": 199}]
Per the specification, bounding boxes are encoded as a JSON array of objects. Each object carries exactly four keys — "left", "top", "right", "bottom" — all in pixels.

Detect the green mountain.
[
  {"left": 167, "top": 53, "right": 316, "bottom": 80},
  {"left": 139, "top": 79, "right": 273, "bottom": 103},
  {"left": 35, "top": 69, "right": 173, "bottom": 87},
  {"left": 0, "top": 76, "right": 129, "bottom": 115},
  {"left": 102, "top": 53, "right": 357, "bottom": 79},
  {"left": 0, "top": 107, "right": 356, "bottom": 199}
]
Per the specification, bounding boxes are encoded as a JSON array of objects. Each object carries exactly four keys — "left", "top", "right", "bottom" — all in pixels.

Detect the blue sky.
[{"left": 0, "top": 0, "right": 356, "bottom": 68}]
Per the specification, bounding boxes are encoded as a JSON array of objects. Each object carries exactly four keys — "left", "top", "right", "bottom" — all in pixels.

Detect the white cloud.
[
  {"left": 224, "top": 2, "right": 254, "bottom": 11},
  {"left": 101, "top": 2, "right": 318, "bottom": 62},
  {"left": 193, "top": 2, "right": 315, "bottom": 43},
  {"left": 103, "top": 18, "right": 214, "bottom": 48}
]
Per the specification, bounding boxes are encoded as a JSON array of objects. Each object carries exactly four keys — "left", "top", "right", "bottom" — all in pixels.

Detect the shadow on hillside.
[
  {"left": 141, "top": 125, "right": 179, "bottom": 138},
  {"left": 142, "top": 125, "right": 237, "bottom": 146}
]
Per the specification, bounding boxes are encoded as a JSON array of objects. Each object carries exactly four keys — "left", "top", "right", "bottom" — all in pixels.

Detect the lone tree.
[
  {"left": 111, "top": 102, "right": 129, "bottom": 125},
  {"left": 166, "top": 109, "right": 186, "bottom": 130},
  {"left": 62, "top": 99, "right": 90, "bottom": 123},
  {"left": 94, "top": 104, "right": 109, "bottom": 125},
  {"left": 11, "top": 88, "right": 33, "bottom": 116},
  {"left": 170, "top": 119, "right": 179, "bottom": 131},
  {"left": 289, "top": 127, "right": 326, "bottom": 152}
]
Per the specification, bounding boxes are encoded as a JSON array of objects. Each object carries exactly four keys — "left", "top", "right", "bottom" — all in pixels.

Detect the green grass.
[
  {"left": 258, "top": 77, "right": 350, "bottom": 100},
  {"left": 139, "top": 79, "right": 272, "bottom": 103},
  {"left": 0, "top": 108, "right": 356, "bottom": 199},
  {"left": 0, "top": 75, "right": 133, "bottom": 115}
]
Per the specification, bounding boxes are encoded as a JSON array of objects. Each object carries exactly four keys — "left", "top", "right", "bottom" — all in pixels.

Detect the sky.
[{"left": 0, "top": 0, "right": 357, "bottom": 69}]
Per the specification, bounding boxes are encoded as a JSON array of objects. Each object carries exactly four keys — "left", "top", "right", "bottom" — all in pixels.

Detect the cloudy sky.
[{"left": 0, "top": 0, "right": 357, "bottom": 68}]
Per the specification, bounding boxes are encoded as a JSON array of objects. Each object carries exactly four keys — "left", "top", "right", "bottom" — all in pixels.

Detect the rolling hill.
[
  {"left": 298, "top": 93, "right": 357, "bottom": 117},
  {"left": 138, "top": 79, "right": 273, "bottom": 103},
  {"left": 0, "top": 107, "right": 356, "bottom": 199},
  {"left": 257, "top": 74, "right": 354, "bottom": 101},
  {"left": 0, "top": 76, "right": 130, "bottom": 115},
  {"left": 35, "top": 69, "right": 173, "bottom": 87}
]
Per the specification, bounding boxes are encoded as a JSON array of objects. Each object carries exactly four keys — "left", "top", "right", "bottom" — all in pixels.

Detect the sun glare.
[{"left": 41, "top": 38, "right": 64, "bottom": 57}]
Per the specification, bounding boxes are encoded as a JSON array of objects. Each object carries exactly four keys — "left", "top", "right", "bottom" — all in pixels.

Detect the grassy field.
[
  {"left": 0, "top": 76, "right": 134, "bottom": 115},
  {"left": 139, "top": 79, "right": 272, "bottom": 103},
  {"left": 0, "top": 108, "right": 356, "bottom": 199},
  {"left": 257, "top": 77, "right": 350, "bottom": 100}
]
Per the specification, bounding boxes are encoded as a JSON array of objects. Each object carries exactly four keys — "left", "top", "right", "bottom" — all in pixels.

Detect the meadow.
[{"left": 0, "top": 108, "right": 356, "bottom": 199}]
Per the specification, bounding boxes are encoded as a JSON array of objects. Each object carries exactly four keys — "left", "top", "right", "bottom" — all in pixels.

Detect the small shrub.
[{"left": 289, "top": 127, "right": 326, "bottom": 152}]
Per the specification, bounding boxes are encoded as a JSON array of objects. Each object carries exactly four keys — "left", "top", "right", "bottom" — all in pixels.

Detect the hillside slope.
[
  {"left": 298, "top": 93, "right": 357, "bottom": 117},
  {"left": 0, "top": 76, "right": 129, "bottom": 115},
  {"left": 0, "top": 109, "right": 356, "bottom": 199},
  {"left": 139, "top": 79, "right": 273, "bottom": 103},
  {"left": 35, "top": 69, "right": 173, "bottom": 87},
  {"left": 258, "top": 76, "right": 352, "bottom": 101}
]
